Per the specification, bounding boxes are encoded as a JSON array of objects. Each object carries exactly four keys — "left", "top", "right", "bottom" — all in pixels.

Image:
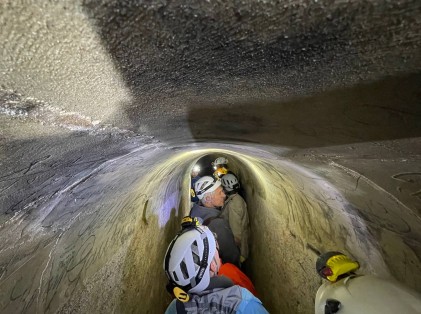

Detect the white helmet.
[
  {"left": 194, "top": 176, "right": 221, "bottom": 200},
  {"left": 164, "top": 224, "right": 216, "bottom": 294},
  {"left": 315, "top": 275, "right": 421, "bottom": 314},
  {"left": 192, "top": 165, "right": 200, "bottom": 173},
  {"left": 315, "top": 251, "right": 421, "bottom": 313},
  {"left": 212, "top": 157, "right": 228, "bottom": 167},
  {"left": 221, "top": 173, "right": 240, "bottom": 192}
]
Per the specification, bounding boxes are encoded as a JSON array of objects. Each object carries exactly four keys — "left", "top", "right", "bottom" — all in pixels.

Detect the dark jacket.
[
  {"left": 190, "top": 176, "right": 201, "bottom": 203},
  {"left": 190, "top": 203, "right": 240, "bottom": 266}
]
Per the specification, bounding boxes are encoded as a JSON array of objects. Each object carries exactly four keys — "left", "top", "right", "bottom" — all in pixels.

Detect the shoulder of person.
[
  {"left": 224, "top": 194, "right": 236, "bottom": 204},
  {"left": 237, "top": 288, "right": 269, "bottom": 313},
  {"left": 231, "top": 194, "right": 247, "bottom": 207},
  {"left": 164, "top": 299, "right": 177, "bottom": 314},
  {"left": 191, "top": 176, "right": 201, "bottom": 184}
]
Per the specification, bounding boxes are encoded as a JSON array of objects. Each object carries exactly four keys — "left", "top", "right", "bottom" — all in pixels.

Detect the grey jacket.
[
  {"left": 190, "top": 203, "right": 240, "bottom": 265},
  {"left": 165, "top": 277, "right": 268, "bottom": 313}
]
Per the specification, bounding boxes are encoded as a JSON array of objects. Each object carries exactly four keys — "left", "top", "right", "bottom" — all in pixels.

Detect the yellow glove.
[{"left": 240, "top": 256, "right": 246, "bottom": 263}]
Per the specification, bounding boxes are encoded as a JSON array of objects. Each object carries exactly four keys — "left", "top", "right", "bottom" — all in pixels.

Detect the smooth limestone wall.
[
  {"left": 0, "top": 127, "right": 191, "bottom": 313},
  {"left": 218, "top": 149, "right": 407, "bottom": 312}
]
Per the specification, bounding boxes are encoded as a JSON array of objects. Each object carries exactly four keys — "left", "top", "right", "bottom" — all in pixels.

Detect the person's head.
[
  {"left": 194, "top": 176, "right": 226, "bottom": 207},
  {"left": 213, "top": 166, "right": 228, "bottom": 179},
  {"left": 163, "top": 221, "right": 221, "bottom": 297},
  {"left": 191, "top": 164, "right": 201, "bottom": 178},
  {"left": 221, "top": 173, "right": 240, "bottom": 193},
  {"left": 212, "top": 157, "right": 229, "bottom": 171}
]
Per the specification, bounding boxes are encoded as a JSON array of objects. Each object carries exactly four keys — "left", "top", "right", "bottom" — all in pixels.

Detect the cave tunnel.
[{"left": 1, "top": 0, "right": 421, "bottom": 313}]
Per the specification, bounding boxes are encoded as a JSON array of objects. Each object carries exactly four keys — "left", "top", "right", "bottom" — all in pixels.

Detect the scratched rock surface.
[
  {"left": 1, "top": 0, "right": 420, "bottom": 138},
  {"left": 0, "top": 117, "right": 175, "bottom": 313},
  {"left": 288, "top": 140, "right": 421, "bottom": 281}
]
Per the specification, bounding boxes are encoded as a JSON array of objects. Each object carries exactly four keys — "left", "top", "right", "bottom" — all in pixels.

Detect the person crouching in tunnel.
[
  {"left": 221, "top": 173, "right": 250, "bottom": 264},
  {"left": 163, "top": 222, "right": 268, "bottom": 313},
  {"left": 191, "top": 176, "right": 241, "bottom": 266},
  {"left": 190, "top": 164, "right": 201, "bottom": 205},
  {"left": 212, "top": 156, "right": 232, "bottom": 180}
]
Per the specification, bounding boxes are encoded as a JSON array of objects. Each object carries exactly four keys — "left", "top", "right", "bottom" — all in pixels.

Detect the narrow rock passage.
[{"left": 1, "top": 129, "right": 420, "bottom": 313}]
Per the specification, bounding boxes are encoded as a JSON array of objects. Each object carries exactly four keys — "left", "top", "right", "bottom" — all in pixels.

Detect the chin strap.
[
  {"left": 166, "top": 282, "right": 190, "bottom": 302},
  {"left": 173, "top": 286, "right": 190, "bottom": 302}
]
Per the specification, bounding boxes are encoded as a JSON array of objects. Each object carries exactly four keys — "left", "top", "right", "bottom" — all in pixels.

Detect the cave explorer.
[
  {"left": 190, "top": 164, "right": 201, "bottom": 204},
  {"left": 212, "top": 156, "right": 233, "bottom": 180},
  {"left": 163, "top": 217, "right": 267, "bottom": 313},
  {"left": 190, "top": 176, "right": 240, "bottom": 266},
  {"left": 220, "top": 173, "right": 250, "bottom": 263}
]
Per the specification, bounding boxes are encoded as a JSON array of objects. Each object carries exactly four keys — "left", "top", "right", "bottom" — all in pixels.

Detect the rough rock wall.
[
  {"left": 1, "top": 0, "right": 420, "bottom": 136},
  {"left": 225, "top": 147, "right": 421, "bottom": 312}
]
